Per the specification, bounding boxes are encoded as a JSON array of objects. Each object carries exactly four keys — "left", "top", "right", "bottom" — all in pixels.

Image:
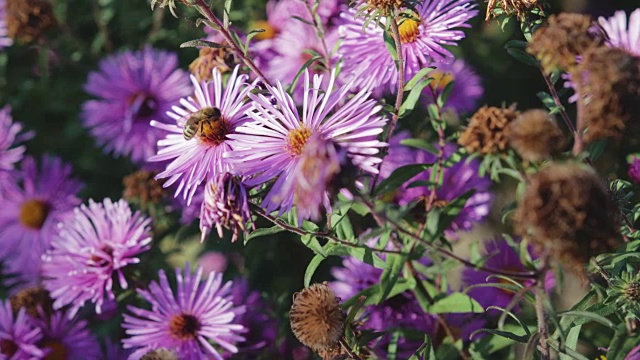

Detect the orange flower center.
[
  {"left": 19, "top": 199, "right": 50, "bottom": 229},
  {"left": 398, "top": 15, "right": 420, "bottom": 44},
  {"left": 252, "top": 20, "right": 277, "bottom": 41},
  {"left": 200, "top": 117, "right": 232, "bottom": 146},
  {"left": 43, "top": 339, "right": 68, "bottom": 360},
  {"left": 429, "top": 71, "right": 455, "bottom": 92},
  {"left": 287, "top": 127, "right": 312, "bottom": 156},
  {"left": 169, "top": 313, "right": 201, "bottom": 340}
]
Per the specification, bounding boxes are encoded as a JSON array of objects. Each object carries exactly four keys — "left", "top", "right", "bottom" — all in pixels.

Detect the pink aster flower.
[
  {"left": 226, "top": 70, "right": 387, "bottom": 221},
  {"left": 0, "top": 300, "right": 44, "bottom": 359},
  {"left": 339, "top": 0, "right": 478, "bottom": 93},
  {"left": 32, "top": 308, "right": 101, "bottom": 359},
  {"left": 42, "top": 198, "right": 152, "bottom": 317},
  {"left": 122, "top": 266, "right": 246, "bottom": 360},
  {"left": 629, "top": 156, "right": 640, "bottom": 184},
  {"left": 599, "top": 8, "right": 640, "bottom": 56},
  {"left": 0, "top": 0, "right": 12, "bottom": 50},
  {"left": 0, "top": 156, "right": 83, "bottom": 287},
  {"left": 82, "top": 46, "right": 191, "bottom": 163},
  {"left": 149, "top": 65, "right": 257, "bottom": 204},
  {"left": 0, "top": 105, "right": 32, "bottom": 197},
  {"left": 199, "top": 173, "right": 252, "bottom": 243}
]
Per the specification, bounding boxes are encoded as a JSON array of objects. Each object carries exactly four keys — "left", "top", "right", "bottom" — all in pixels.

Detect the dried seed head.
[
  {"left": 485, "top": 0, "right": 543, "bottom": 21},
  {"left": 189, "top": 46, "right": 235, "bottom": 82},
  {"left": 140, "top": 348, "right": 179, "bottom": 360},
  {"left": 515, "top": 163, "right": 621, "bottom": 278},
  {"left": 365, "top": 0, "right": 406, "bottom": 13},
  {"left": 505, "top": 109, "right": 566, "bottom": 162},
  {"left": 122, "top": 170, "right": 167, "bottom": 207},
  {"left": 527, "top": 13, "right": 604, "bottom": 73},
  {"left": 458, "top": 105, "right": 520, "bottom": 155},
  {"left": 9, "top": 286, "right": 53, "bottom": 318},
  {"left": 6, "top": 0, "right": 56, "bottom": 43},
  {"left": 290, "top": 283, "right": 345, "bottom": 352},
  {"left": 575, "top": 47, "right": 640, "bottom": 143}
]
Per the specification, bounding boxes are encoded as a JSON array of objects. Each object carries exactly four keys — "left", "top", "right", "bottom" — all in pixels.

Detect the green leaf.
[
  {"left": 287, "top": 55, "right": 324, "bottom": 94},
  {"left": 383, "top": 29, "right": 398, "bottom": 67},
  {"left": 304, "top": 254, "right": 325, "bottom": 287},
  {"left": 404, "top": 67, "right": 434, "bottom": 91},
  {"left": 504, "top": 40, "right": 538, "bottom": 67},
  {"left": 244, "top": 225, "right": 284, "bottom": 243},
  {"left": 379, "top": 253, "right": 409, "bottom": 303},
  {"left": 430, "top": 292, "right": 484, "bottom": 314},
  {"left": 300, "top": 234, "right": 325, "bottom": 256},
  {"left": 437, "top": 80, "right": 455, "bottom": 108},
  {"left": 470, "top": 328, "right": 529, "bottom": 343},
  {"left": 557, "top": 310, "right": 615, "bottom": 329},
  {"left": 399, "top": 78, "right": 432, "bottom": 118},
  {"left": 559, "top": 325, "right": 582, "bottom": 360},
  {"left": 400, "top": 138, "right": 439, "bottom": 154},
  {"left": 375, "top": 164, "right": 429, "bottom": 196},
  {"left": 180, "top": 39, "right": 229, "bottom": 49},
  {"left": 408, "top": 336, "right": 435, "bottom": 360}
]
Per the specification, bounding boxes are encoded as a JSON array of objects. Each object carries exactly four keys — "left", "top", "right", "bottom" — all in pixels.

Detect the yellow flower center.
[
  {"left": 43, "top": 339, "right": 68, "bottom": 360},
  {"left": 252, "top": 20, "right": 277, "bottom": 41},
  {"left": 287, "top": 127, "right": 312, "bottom": 156},
  {"left": 429, "top": 71, "right": 455, "bottom": 92},
  {"left": 398, "top": 16, "right": 421, "bottom": 44},
  {"left": 19, "top": 199, "right": 50, "bottom": 229},
  {"left": 169, "top": 313, "right": 201, "bottom": 340}
]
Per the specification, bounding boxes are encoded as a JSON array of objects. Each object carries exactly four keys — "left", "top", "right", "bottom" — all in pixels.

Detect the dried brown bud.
[
  {"left": 188, "top": 46, "right": 235, "bottom": 82},
  {"left": 515, "top": 163, "right": 621, "bottom": 278},
  {"left": 458, "top": 105, "right": 520, "bottom": 155},
  {"left": 575, "top": 47, "right": 640, "bottom": 143},
  {"left": 140, "top": 349, "right": 179, "bottom": 360},
  {"left": 365, "top": 0, "right": 405, "bottom": 13},
  {"left": 6, "top": 0, "right": 56, "bottom": 43},
  {"left": 527, "top": 13, "right": 604, "bottom": 73},
  {"left": 9, "top": 286, "right": 54, "bottom": 318},
  {"left": 290, "top": 283, "right": 345, "bottom": 352},
  {"left": 122, "top": 170, "right": 167, "bottom": 207},
  {"left": 505, "top": 109, "right": 566, "bottom": 161},
  {"left": 485, "top": 0, "right": 542, "bottom": 21}
]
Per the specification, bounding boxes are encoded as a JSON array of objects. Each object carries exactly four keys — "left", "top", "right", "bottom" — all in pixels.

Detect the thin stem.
[
  {"left": 572, "top": 93, "right": 585, "bottom": 156},
  {"left": 338, "top": 338, "right": 363, "bottom": 360},
  {"left": 146, "top": 7, "right": 166, "bottom": 44},
  {"left": 535, "top": 256, "right": 550, "bottom": 360},
  {"left": 538, "top": 66, "right": 575, "bottom": 134},
  {"left": 425, "top": 101, "right": 446, "bottom": 212},
  {"left": 91, "top": 0, "right": 113, "bottom": 52},
  {"left": 192, "top": 0, "right": 272, "bottom": 86},
  {"left": 303, "top": 2, "right": 332, "bottom": 70}
]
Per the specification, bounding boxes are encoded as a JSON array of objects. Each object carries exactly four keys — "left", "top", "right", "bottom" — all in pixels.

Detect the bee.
[{"left": 183, "top": 107, "right": 222, "bottom": 140}]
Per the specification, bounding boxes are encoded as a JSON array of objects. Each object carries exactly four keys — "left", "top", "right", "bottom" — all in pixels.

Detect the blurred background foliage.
[{"left": 1, "top": 0, "right": 639, "bottom": 329}]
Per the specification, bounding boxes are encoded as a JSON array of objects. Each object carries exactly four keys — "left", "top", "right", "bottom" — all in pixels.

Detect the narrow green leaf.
[
  {"left": 430, "top": 292, "right": 484, "bottom": 314},
  {"left": 558, "top": 310, "right": 615, "bottom": 329},
  {"left": 180, "top": 39, "right": 228, "bottom": 49},
  {"left": 399, "top": 78, "right": 432, "bottom": 118},
  {"left": 375, "top": 164, "right": 429, "bottom": 196},
  {"left": 304, "top": 254, "right": 325, "bottom": 287},
  {"left": 244, "top": 225, "right": 284, "bottom": 243},
  {"left": 559, "top": 325, "right": 582, "bottom": 360},
  {"left": 404, "top": 67, "right": 434, "bottom": 91}
]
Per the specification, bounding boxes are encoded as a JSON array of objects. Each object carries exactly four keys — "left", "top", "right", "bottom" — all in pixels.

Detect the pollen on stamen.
[
  {"left": 199, "top": 117, "right": 232, "bottom": 146},
  {"left": 398, "top": 16, "right": 421, "bottom": 44},
  {"left": 19, "top": 199, "right": 50, "bottom": 229},
  {"left": 169, "top": 313, "right": 201, "bottom": 341},
  {"left": 287, "top": 127, "right": 312, "bottom": 156}
]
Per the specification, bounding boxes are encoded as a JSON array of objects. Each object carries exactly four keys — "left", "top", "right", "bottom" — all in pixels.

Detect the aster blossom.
[
  {"left": 423, "top": 59, "right": 483, "bottom": 113},
  {"left": 31, "top": 308, "right": 101, "bottom": 359},
  {"left": 200, "top": 172, "right": 252, "bottom": 243},
  {"left": 0, "top": 156, "right": 83, "bottom": 286},
  {"left": 0, "top": 300, "right": 44, "bottom": 360},
  {"left": 0, "top": 0, "right": 11, "bottom": 50},
  {"left": 82, "top": 46, "right": 191, "bottom": 163},
  {"left": 339, "top": 0, "right": 478, "bottom": 93},
  {"left": 149, "top": 65, "right": 257, "bottom": 204},
  {"left": 0, "top": 105, "right": 32, "bottom": 196},
  {"left": 42, "top": 198, "right": 152, "bottom": 317},
  {"left": 122, "top": 266, "right": 246, "bottom": 360},
  {"left": 598, "top": 8, "right": 640, "bottom": 56},
  {"left": 226, "top": 70, "right": 387, "bottom": 221}
]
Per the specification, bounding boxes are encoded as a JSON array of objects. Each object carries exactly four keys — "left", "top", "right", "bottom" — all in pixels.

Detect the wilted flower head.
[
  {"left": 189, "top": 46, "right": 235, "bottom": 82},
  {"left": 515, "top": 163, "right": 621, "bottom": 278},
  {"left": 0, "top": 156, "right": 83, "bottom": 286},
  {"left": 575, "top": 46, "right": 640, "bottom": 144},
  {"left": 5, "top": 0, "right": 55, "bottom": 43},
  {"left": 9, "top": 286, "right": 54, "bottom": 318},
  {"left": 485, "top": 0, "right": 542, "bottom": 21},
  {"left": 290, "top": 283, "right": 345, "bottom": 352},
  {"left": 0, "top": 300, "right": 44, "bottom": 359},
  {"left": 505, "top": 109, "right": 566, "bottom": 162},
  {"left": 122, "top": 266, "right": 246, "bottom": 360},
  {"left": 459, "top": 105, "right": 519, "bottom": 155},
  {"left": 199, "top": 173, "right": 252, "bottom": 243},
  {"left": 598, "top": 9, "right": 640, "bottom": 56},
  {"left": 122, "top": 169, "right": 167, "bottom": 209},
  {"left": 82, "top": 46, "right": 191, "bottom": 163},
  {"left": 149, "top": 65, "right": 257, "bottom": 204},
  {"left": 140, "top": 348, "right": 179, "bottom": 360},
  {"left": 528, "top": 13, "right": 604, "bottom": 73},
  {"left": 227, "top": 70, "right": 387, "bottom": 222},
  {"left": 42, "top": 198, "right": 152, "bottom": 317}
]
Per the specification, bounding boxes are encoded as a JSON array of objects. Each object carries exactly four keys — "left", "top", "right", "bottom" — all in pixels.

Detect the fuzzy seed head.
[
  {"left": 459, "top": 105, "right": 520, "bottom": 155},
  {"left": 140, "top": 348, "right": 179, "bottom": 360},
  {"left": 506, "top": 109, "right": 566, "bottom": 161}
]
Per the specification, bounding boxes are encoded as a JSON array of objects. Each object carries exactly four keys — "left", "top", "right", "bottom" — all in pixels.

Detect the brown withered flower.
[
  {"left": 505, "top": 109, "right": 566, "bottom": 162},
  {"left": 290, "top": 283, "right": 345, "bottom": 353},
  {"left": 9, "top": 286, "right": 54, "bottom": 318},
  {"left": 189, "top": 46, "right": 235, "bottom": 82},
  {"left": 527, "top": 13, "right": 604, "bottom": 73},
  {"left": 485, "top": 0, "right": 543, "bottom": 21},
  {"left": 122, "top": 169, "right": 167, "bottom": 207},
  {"left": 6, "top": 0, "right": 56, "bottom": 43},
  {"left": 458, "top": 105, "right": 520, "bottom": 155},
  {"left": 140, "top": 349, "right": 179, "bottom": 360},
  {"left": 365, "top": 0, "right": 406, "bottom": 13},
  {"left": 575, "top": 46, "right": 640, "bottom": 143},
  {"left": 515, "top": 163, "right": 621, "bottom": 278}
]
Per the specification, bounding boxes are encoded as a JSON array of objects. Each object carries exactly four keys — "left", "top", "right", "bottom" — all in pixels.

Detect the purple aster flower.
[
  {"left": 380, "top": 131, "right": 492, "bottom": 233},
  {"left": 629, "top": 156, "right": 640, "bottom": 184},
  {"left": 627, "top": 344, "right": 640, "bottom": 360},
  {"left": 122, "top": 266, "right": 246, "bottom": 360},
  {"left": 599, "top": 9, "right": 640, "bottom": 56},
  {"left": 423, "top": 59, "right": 483, "bottom": 113},
  {"left": 82, "top": 46, "right": 191, "bottom": 163},
  {"left": 200, "top": 173, "right": 252, "bottom": 243},
  {"left": 462, "top": 237, "right": 555, "bottom": 312},
  {"left": 0, "top": 156, "right": 83, "bottom": 287},
  {"left": 31, "top": 308, "right": 101, "bottom": 359},
  {"left": 42, "top": 198, "right": 152, "bottom": 317},
  {"left": 0, "top": 105, "right": 32, "bottom": 197},
  {"left": 221, "top": 278, "right": 278, "bottom": 358},
  {"left": 149, "top": 65, "right": 257, "bottom": 204},
  {"left": 0, "top": 300, "right": 44, "bottom": 359},
  {"left": 226, "top": 70, "right": 387, "bottom": 221},
  {"left": 102, "top": 338, "right": 133, "bottom": 360},
  {"left": 0, "top": 0, "right": 12, "bottom": 50},
  {"left": 339, "top": 0, "right": 478, "bottom": 93}
]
